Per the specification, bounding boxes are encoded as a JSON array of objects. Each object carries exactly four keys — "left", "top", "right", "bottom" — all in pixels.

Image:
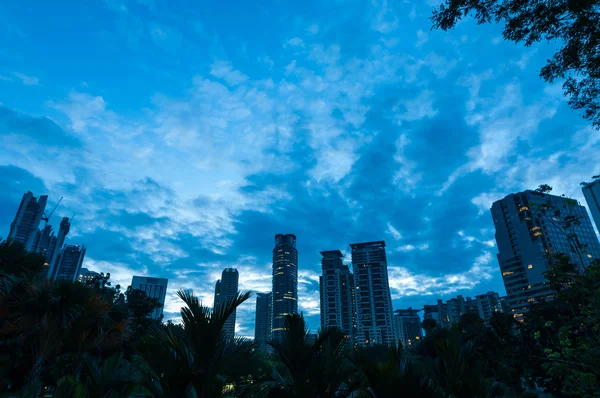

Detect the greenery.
[
  {"left": 430, "top": 0, "right": 600, "bottom": 129},
  {"left": 2, "top": 182, "right": 600, "bottom": 397}
]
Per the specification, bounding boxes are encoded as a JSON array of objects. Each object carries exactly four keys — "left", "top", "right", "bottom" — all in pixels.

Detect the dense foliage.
[{"left": 430, "top": 0, "right": 600, "bottom": 129}]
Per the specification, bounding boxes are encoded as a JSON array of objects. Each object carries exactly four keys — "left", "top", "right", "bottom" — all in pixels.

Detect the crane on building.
[{"left": 41, "top": 197, "right": 63, "bottom": 226}]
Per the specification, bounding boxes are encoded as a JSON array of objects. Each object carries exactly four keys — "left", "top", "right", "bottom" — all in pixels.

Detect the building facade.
[
  {"left": 582, "top": 179, "right": 600, "bottom": 232},
  {"left": 423, "top": 292, "right": 505, "bottom": 328},
  {"left": 351, "top": 241, "right": 396, "bottom": 346},
  {"left": 214, "top": 268, "right": 239, "bottom": 340},
  {"left": 255, "top": 292, "right": 272, "bottom": 352},
  {"left": 271, "top": 234, "right": 298, "bottom": 342},
  {"left": 131, "top": 276, "right": 169, "bottom": 321},
  {"left": 33, "top": 217, "right": 71, "bottom": 276},
  {"left": 319, "top": 250, "right": 355, "bottom": 342},
  {"left": 423, "top": 299, "right": 450, "bottom": 329},
  {"left": 51, "top": 244, "right": 86, "bottom": 282},
  {"left": 491, "top": 190, "right": 600, "bottom": 320},
  {"left": 394, "top": 308, "right": 423, "bottom": 348},
  {"left": 8, "top": 191, "right": 47, "bottom": 251}
]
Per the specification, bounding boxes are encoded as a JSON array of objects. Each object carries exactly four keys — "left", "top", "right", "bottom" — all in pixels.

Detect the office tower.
[
  {"left": 51, "top": 244, "right": 86, "bottom": 282},
  {"left": 8, "top": 191, "right": 47, "bottom": 251},
  {"left": 271, "top": 234, "right": 298, "bottom": 342},
  {"left": 32, "top": 224, "right": 57, "bottom": 262},
  {"left": 32, "top": 217, "right": 71, "bottom": 274},
  {"left": 131, "top": 276, "right": 168, "bottom": 321},
  {"left": 491, "top": 190, "right": 600, "bottom": 320},
  {"left": 394, "top": 308, "right": 423, "bottom": 348},
  {"left": 582, "top": 179, "right": 600, "bottom": 231},
  {"left": 255, "top": 292, "right": 272, "bottom": 352},
  {"left": 423, "top": 299, "right": 450, "bottom": 329},
  {"left": 351, "top": 241, "right": 396, "bottom": 346},
  {"left": 319, "top": 250, "right": 355, "bottom": 341},
  {"left": 446, "top": 295, "right": 467, "bottom": 325},
  {"left": 214, "top": 268, "right": 239, "bottom": 340}
]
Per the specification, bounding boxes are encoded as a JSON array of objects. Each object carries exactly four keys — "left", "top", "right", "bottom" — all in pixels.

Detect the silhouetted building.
[
  {"left": 394, "top": 308, "right": 422, "bottom": 348},
  {"left": 582, "top": 179, "right": 600, "bottom": 231},
  {"left": 8, "top": 191, "right": 47, "bottom": 251},
  {"left": 351, "top": 241, "right": 396, "bottom": 346},
  {"left": 255, "top": 292, "right": 272, "bottom": 352},
  {"left": 271, "top": 234, "right": 298, "bottom": 342},
  {"left": 51, "top": 244, "right": 86, "bottom": 282},
  {"left": 77, "top": 268, "right": 100, "bottom": 284},
  {"left": 214, "top": 268, "right": 239, "bottom": 340},
  {"left": 473, "top": 291, "right": 504, "bottom": 321},
  {"left": 33, "top": 217, "right": 71, "bottom": 276},
  {"left": 131, "top": 276, "right": 168, "bottom": 321},
  {"left": 319, "top": 250, "right": 355, "bottom": 342},
  {"left": 491, "top": 190, "right": 600, "bottom": 320},
  {"left": 423, "top": 300, "right": 449, "bottom": 328}
]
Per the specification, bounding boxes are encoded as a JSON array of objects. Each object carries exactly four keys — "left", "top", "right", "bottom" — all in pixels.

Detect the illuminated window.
[
  {"left": 415, "top": 336, "right": 420, "bottom": 340},
  {"left": 502, "top": 271, "right": 514, "bottom": 276},
  {"left": 528, "top": 264, "right": 533, "bottom": 269},
  {"left": 587, "top": 254, "right": 593, "bottom": 259},
  {"left": 533, "top": 232, "right": 543, "bottom": 237},
  {"left": 527, "top": 297, "right": 536, "bottom": 302}
]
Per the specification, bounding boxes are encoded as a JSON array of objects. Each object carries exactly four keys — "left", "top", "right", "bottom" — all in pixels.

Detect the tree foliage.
[{"left": 431, "top": 0, "right": 600, "bottom": 129}]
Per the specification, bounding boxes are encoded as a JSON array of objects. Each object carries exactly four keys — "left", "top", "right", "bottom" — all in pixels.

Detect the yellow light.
[
  {"left": 528, "top": 264, "right": 533, "bottom": 269},
  {"left": 415, "top": 336, "right": 420, "bottom": 340}
]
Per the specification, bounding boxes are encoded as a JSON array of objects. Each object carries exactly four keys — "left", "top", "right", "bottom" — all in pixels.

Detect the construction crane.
[{"left": 41, "top": 197, "right": 63, "bottom": 226}]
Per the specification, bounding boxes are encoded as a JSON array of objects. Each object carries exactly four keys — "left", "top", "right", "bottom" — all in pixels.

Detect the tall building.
[
  {"left": 214, "top": 268, "right": 239, "bottom": 340},
  {"left": 51, "top": 244, "right": 86, "bottom": 282},
  {"left": 423, "top": 299, "right": 450, "bottom": 329},
  {"left": 255, "top": 292, "right": 272, "bottom": 352},
  {"left": 8, "top": 191, "right": 47, "bottom": 251},
  {"left": 319, "top": 250, "right": 355, "bottom": 341},
  {"left": 131, "top": 276, "right": 168, "bottom": 321},
  {"left": 582, "top": 179, "right": 600, "bottom": 231},
  {"left": 423, "top": 292, "right": 506, "bottom": 328},
  {"left": 491, "top": 190, "right": 600, "bottom": 320},
  {"left": 351, "top": 241, "right": 396, "bottom": 346},
  {"left": 271, "top": 234, "right": 298, "bottom": 342},
  {"left": 473, "top": 291, "right": 504, "bottom": 321},
  {"left": 33, "top": 217, "right": 71, "bottom": 275},
  {"left": 394, "top": 308, "right": 422, "bottom": 348},
  {"left": 77, "top": 268, "right": 100, "bottom": 284}
]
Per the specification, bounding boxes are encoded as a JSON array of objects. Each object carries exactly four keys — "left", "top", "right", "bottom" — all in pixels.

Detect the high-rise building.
[
  {"left": 51, "top": 244, "right": 86, "bottom": 282},
  {"left": 394, "top": 308, "right": 423, "bottom": 348},
  {"left": 131, "top": 276, "right": 168, "bottom": 321},
  {"left": 214, "top": 268, "right": 239, "bottom": 340},
  {"left": 423, "top": 291, "right": 506, "bottom": 328},
  {"left": 32, "top": 216, "right": 71, "bottom": 275},
  {"left": 473, "top": 291, "right": 504, "bottom": 321},
  {"left": 319, "top": 250, "right": 355, "bottom": 341},
  {"left": 491, "top": 190, "right": 600, "bottom": 320},
  {"left": 582, "top": 179, "right": 600, "bottom": 231},
  {"left": 8, "top": 191, "right": 47, "bottom": 251},
  {"left": 271, "top": 234, "right": 298, "bottom": 342},
  {"left": 351, "top": 241, "right": 396, "bottom": 346},
  {"left": 423, "top": 299, "right": 450, "bottom": 329},
  {"left": 255, "top": 292, "right": 272, "bottom": 352},
  {"left": 77, "top": 267, "right": 100, "bottom": 284}
]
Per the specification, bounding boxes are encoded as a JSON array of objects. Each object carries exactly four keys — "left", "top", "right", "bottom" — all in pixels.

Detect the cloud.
[
  {"left": 13, "top": 72, "right": 39, "bottom": 86},
  {"left": 387, "top": 222, "right": 402, "bottom": 240},
  {"left": 209, "top": 60, "right": 249, "bottom": 86}
]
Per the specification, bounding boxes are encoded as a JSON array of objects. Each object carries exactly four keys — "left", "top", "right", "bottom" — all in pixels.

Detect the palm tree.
[
  {"left": 241, "top": 314, "right": 359, "bottom": 398},
  {"left": 134, "top": 289, "right": 256, "bottom": 397}
]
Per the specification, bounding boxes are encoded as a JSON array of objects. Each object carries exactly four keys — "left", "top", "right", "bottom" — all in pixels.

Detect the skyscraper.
[
  {"left": 394, "top": 308, "right": 422, "bottom": 348},
  {"left": 351, "top": 241, "right": 396, "bottom": 346},
  {"left": 131, "top": 276, "right": 168, "bottom": 321},
  {"left": 271, "top": 234, "right": 298, "bottom": 342},
  {"left": 214, "top": 268, "right": 239, "bottom": 340},
  {"left": 33, "top": 216, "right": 71, "bottom": 275},
  {"left": 491, "top": 190, "right": 600, "bottom": 320},
  {"left": 319, "top": 250, "right": 355, "bottom": 341},
  {"left": 582, "top": 179, "right": 600, "bottom": 231},
  {"left": 8, "top": 191, "right": 47, "bottom": 251},
  {"left": 255, "top": 292, "right": 272, "bottom": 352},
  {"left": 51, "top": 244, "right": 86, "bottom": 282}
]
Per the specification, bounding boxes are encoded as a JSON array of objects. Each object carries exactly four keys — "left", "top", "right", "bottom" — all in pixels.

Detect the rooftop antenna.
[{"left": 41, "top": 197, "right": 63, "bottom": 226}]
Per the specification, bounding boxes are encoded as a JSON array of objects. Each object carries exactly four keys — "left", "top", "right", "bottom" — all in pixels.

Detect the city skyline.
[{"left": 1, "top": 0, "right": 600, "bottom": 337}]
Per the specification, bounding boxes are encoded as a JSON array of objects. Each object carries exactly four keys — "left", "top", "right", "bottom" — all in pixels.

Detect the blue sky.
[{"left": 1, "top": 0, "right": 599, "bottom": 336}]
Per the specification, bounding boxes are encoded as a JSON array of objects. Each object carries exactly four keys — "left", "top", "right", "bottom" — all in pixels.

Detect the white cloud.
[
  {"left": 306, "top": 23, "right": 319, "bottom": 35},
  {"left": 415, "top": 29, "right": 428, "bottom": 47},
  {"left": 393, "top": 90, "right": 438, "bottom": 123},
  {"left": 13, "top": 72, "right": 39, "bottom": 86},
  {"left": 209, "top": 60, "right": 249, "bottom": 86},
  {"left": 387, "top": 222, "right": 402, "bottom": 240}
]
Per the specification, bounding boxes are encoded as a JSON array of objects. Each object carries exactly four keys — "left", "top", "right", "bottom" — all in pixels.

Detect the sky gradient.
[{"left": 1, "top": 0, "right": 599, "bottom": 337}]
